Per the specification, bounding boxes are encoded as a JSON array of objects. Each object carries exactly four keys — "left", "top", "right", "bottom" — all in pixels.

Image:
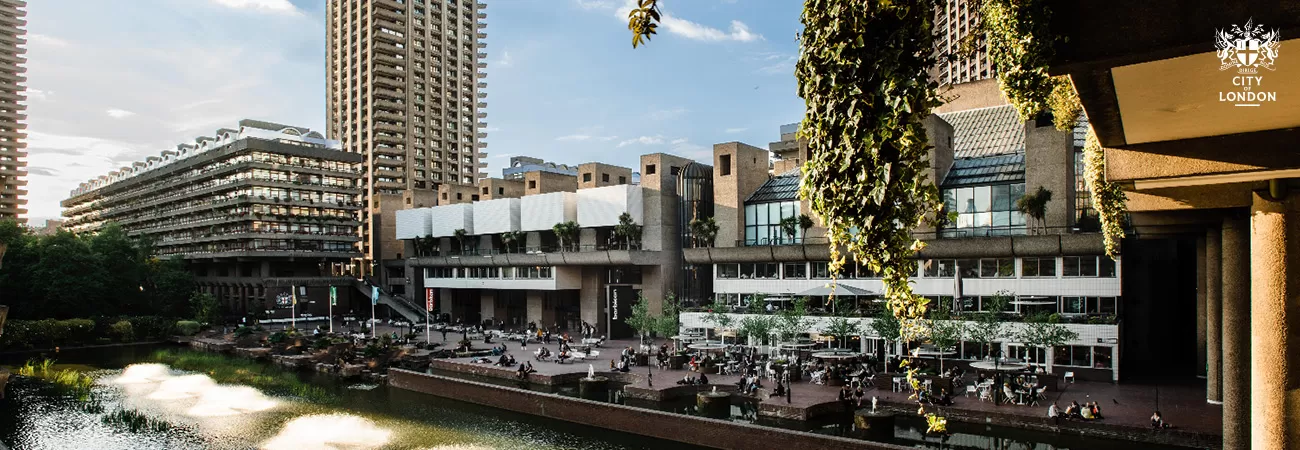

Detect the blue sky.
[{"left": 22, "top": 0, "right": 806, "bottom": 223}]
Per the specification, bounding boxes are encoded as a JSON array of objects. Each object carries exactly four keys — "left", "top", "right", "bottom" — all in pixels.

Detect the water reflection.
[{"left": 262, "top": 414, "right": 392, "bottom": 450}]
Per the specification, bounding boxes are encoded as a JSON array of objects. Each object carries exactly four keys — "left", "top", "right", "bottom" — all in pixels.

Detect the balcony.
[
  {"left": 374, "top": 144, "right": 405, "bottom": 156},
  {"left": 374, "top": 133, "right": 404, "bottom": 145},
  {"left": 373, "top": 75, "right": 404, "bottom": 89},
  {"left": 374, "top": 121, "right": 404, "bottom": 134}
]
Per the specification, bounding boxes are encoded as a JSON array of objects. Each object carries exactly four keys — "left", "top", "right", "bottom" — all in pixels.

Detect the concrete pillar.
[
  {"left": 1249, "top": 191, "right": 1300, "bottom": 450},
  {"left": 526, "top": 291, "right": 543, "bottom": 327},
  {"left": 1206, "top": 227, "right": 1223, "bottom": 403},
  {"left": 1221, "top": 216, "right": 1251, "bottom": 449},
  {"left": 479, "top": 290, "right": 496, "bottom": 326},
  {"left": 1195, "top": 235, "right": 1207, "bottom": 378},
  {"left": 580, "top": 267, "right": 603, "bottom": 335},
  {"left": 439, "top": 288, "right": 452, "bottom": 316}
]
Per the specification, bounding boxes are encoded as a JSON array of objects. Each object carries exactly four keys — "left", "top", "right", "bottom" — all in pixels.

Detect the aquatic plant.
[
  {"left": 102, "top": 408, "right": 174, "bottom": 433},
  {"left": 151, "top": 349, "right": 335, "bottom": 403},
  {"left": 15, "top": 358, "right": 95, "bottom": 399}
]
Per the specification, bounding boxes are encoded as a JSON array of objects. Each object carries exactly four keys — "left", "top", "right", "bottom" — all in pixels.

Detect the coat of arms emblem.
[{"left": 1216, "top": 18, "right": 1281, "bottom": 74}]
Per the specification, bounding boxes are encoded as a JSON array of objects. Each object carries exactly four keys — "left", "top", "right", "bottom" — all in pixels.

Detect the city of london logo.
[{"left": 1216, "top": 18, "right": 1280, "bottom": 106}]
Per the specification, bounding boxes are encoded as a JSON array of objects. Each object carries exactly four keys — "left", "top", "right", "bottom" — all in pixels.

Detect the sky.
[{"left": 21, "top": 0, "right": 806, "bottom": 224}]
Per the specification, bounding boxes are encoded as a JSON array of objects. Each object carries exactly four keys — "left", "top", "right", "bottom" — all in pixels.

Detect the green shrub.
[
  {"left": 109, "top": 320, "right": 135, "bottom": 343},
  {"left": 234, "top": 326, "right": 254, "bottom": 337},
  {"left": 128, "top": 316, "right": 176, "bottom": 340},
  {"left": 268, "top": 331, "right": 288, "bottom": 344},
  {"left": 176, "top": 321, "right": 201, "bottom": 336}
]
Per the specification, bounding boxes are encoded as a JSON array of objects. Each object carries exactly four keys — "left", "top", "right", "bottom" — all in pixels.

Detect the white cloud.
[
  {"left": 557, "top": 134, "right": 592, "bottom": 141},
  {"left": 608, "top": 0, "right": 762, "bottom": 43},
  {"left": 209, "top": 0, "right": 302, "bottom": 16},
  {"left": 648, "top": 107, "right": 687, "bottom": 120},
  {"left": 26, "top": 89, "right": 49, "bottom": 102},
  {"left": 495, "top": 50, "right": 512, "bottom": 68},
  {"left": 28, "top": 34, "right": 70, "bottom": 48},
  {"left": 756, "top": 55, "right": 797, "bottom": 75},
  {"left": 670, "top": 138, "right": 688, "bottom": 145},
  {"left": 575, "top": 0, "right": 615, "bottom": 10},
  {"left": 617, "top": 135, "right": 665, "bottom": 147},
  {"left": 105, "top": 108, "right": 136, "bottom": 119},
  {"left": 724, "top": 127, "right": 747, "bottom": 133},
  {"left": 669, "top": 138, "right": 712, "bottom": 161}
]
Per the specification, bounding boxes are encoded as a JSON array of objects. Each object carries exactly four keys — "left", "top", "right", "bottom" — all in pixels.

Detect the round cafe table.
[
  {"left": 688, "top": 343, "right": 727, "bottom": 353},
  {"left": 969, "top": 361, "right": 1030, "bottom": 372}
]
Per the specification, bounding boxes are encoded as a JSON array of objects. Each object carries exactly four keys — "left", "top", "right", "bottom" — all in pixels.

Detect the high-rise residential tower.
[
  {"left": 326, "top": 0, "right": 489, "bottom": 274},
  {"left": 933, "top": 0, "right": 993, "bottom": 87},
  {"left": 0, "top": 0, "right": 26, "bottom": 223}
]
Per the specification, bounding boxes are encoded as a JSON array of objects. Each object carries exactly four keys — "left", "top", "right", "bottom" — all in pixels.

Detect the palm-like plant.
[
  {"left": 452, "top": 228, "right": 468, "bottom": 255},
  {"left": 688, "top": 216, "right": 719, "bottom": 247},
  {"left": 612, "top": 212, "right": 642, "bottom": 250},
  {"left": 1016, "top": 186, "right": 1053, "bottom": 235},
  {"left": 797, "top": 213, "right": 814, "bottom": 240},
  {"left": 552, "top": 221, "right": 579, "bottom": 252},
  {"left": 779, "top": 216, "right": 799, "bottom": 244},
  {"left": 500, "top": 231, "right": 523, "bottom": 254}
]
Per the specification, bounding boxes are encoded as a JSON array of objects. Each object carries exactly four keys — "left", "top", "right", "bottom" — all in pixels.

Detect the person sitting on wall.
[
  {"left": 1090, "top": 401, "right": 1104, "bottom": 420},
  {"left": 1065, "top": 401, "right": 1083, "bottom": 420},
  {"left": 556, "top": 349, "right": 571, "bottom": 364},
  {"left": 698, "top": 372, "right": 709, "bottom": 385},
  {"left": 770, "top": 380, "right": 786, "bottom": 398},
  {"left": 615, "top": 359, "right": 630, "bottom": 373},
  {"left": 1151, "top": 411, "right": 1171, "bottom": 430},
  {"left": 516, "top": 363, "right": 528, "bottom": 380},
  {"left": 678, "top": 375, "right": 696, "bottom": 385}
]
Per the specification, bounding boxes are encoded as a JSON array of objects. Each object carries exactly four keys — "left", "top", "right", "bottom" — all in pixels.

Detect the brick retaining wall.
[{"left": 389, "top": 369, "right": 908, "bottom": 450}]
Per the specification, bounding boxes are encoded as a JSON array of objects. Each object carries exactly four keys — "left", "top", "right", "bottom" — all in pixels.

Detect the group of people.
[
  {"left": 1048, "top": 400, "right": 1105, "bottom": 423},
  {"left": 838, "top": 383, "right": 868, "bottom": 407},
  {"left": 676, "top": 373, "right": 709, "bottom": 385},
  {"left": 514, "top": 361, "right": 536, "bottom": 380}
]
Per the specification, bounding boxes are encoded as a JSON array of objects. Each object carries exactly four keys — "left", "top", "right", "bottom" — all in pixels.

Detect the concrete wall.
[
  {"left": 933, "top": 78, "right": 1009, "bottom": 114},
  {"left": 524, "top": 171, "right": 577, "bottom": 196},
  {"left": 438, "top": 183, "right": 480, "bottom": 205},
  {"left": 479, "top": 178, "right": 526, "bottom": 200},
  {"left": 388, "top": 370, "right": 905, "bottom": 450},
  {"left": 577, "top": 162, "right": 633, "bottom": 189},
  {"left": 1024, "top": 120, "right": 1077, "bottom": 229},
  {"left": 713, "top": 142, "right": 771, "bottom": 248}
]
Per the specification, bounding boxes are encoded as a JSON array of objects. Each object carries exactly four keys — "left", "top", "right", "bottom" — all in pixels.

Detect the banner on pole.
[
  {"left": 371, "top": 286, "right": 379, "bottom": 306},
  {"left": 329, "top": 286, "right": 337, "bottom": 306},
  {"left": 426, "top": 288, "right": 435, "bottom": 312},
  {"left": 291, "top": 286, "right": 298, "bottom": 305}
]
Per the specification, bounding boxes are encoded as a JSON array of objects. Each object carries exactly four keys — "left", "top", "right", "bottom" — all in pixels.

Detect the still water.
[
  {"left": 0, "top": 345, "right": 1199, "bottom": 450},
  {"left": 0, "top": 345, "right": 695, "bottom": 450}
]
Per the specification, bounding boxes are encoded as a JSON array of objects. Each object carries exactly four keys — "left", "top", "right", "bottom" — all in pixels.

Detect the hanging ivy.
[
  {"left": 795, "top": 0, "right": 941, "bottom": 344},
  {"left": 1083, "top": 130, "right": 1127, "bottom": 258},
  {"left": 981, "top": 0, "right": 1060, "bottom": 122}
]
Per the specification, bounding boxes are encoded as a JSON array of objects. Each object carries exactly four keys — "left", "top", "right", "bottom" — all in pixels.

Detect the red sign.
[{"left": 426, "top": 288, "right": 436, "bottom": 312}]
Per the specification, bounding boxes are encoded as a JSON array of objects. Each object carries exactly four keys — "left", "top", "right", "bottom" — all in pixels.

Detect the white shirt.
[{"left": 1048, "top": 404, "right": 1060, "bottom": 418}]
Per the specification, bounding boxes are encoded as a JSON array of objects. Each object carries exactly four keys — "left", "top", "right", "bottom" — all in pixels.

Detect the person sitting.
[
  {"left": 678, "top": 375, "right": 696, "bottom": 385},
  {"left": 483, "top": 334, "right": 493, "bottom": 344},
  {"left": 838, "top": 385, "right": 853, "bottom": 404},
  {"left": 1048, "top": 402, "right": 1061, "bottom": 424},
  {"left": 1151, "top": 411, "right": 1170, "bottom": 429},
  {"left": 496, "top": 354, "right": 510, "bottom": 366},
  {"left": 747, "top": 377, "right": 762, "bottom": 395},
  {"left": 1065, "top": 401, "right": 1083, "bottom": 420},
  {"left": 770, "top": 380, "right": 786, "bottom": 398},
  {"left": 1090, "top": 401, "right": 1104, "bottom": 419},
  {"left": 614, "top": 359, "right": 629, "bottom": 372},
  {"left": 1081, "top": 402, "right": 1096, "bottom": 420},
  {"left": 516, "top": 363, "right": 528, "bottom": 380},
  {"left": 698, "top": 372, "right": 709, "bottom": 385},
  {"left": 556, "top": 349, "right": 571, "bottom": 363},
  {"left": 854, "top": 384, "right": 867, "bottom": 407}
]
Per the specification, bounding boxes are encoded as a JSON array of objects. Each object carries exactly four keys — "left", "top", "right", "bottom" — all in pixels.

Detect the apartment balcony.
[
  {"left": 374, "top": 5, "right": 404, "bottom": 21},
  {"left": 373, "top": 86, "right": 404, "bottom": 100},
  {"left": 477, "top": 152, "right": 487, "bottom": 159},
  {"left": 476, "top": 92, "right": 487, "bottom": 99},
  {"left": 374, "top": 133, "right": 404, "bottom": 145},
  {"left": 373, "top": 64, "right": 404, "bottom": 77},
  {"left": 374, "top": 52, "right": 404, "bottom": 66},
  {"left": 476, "top": 42, "right": 486, "bottom": 49},
  {"left": 374, "top": 156, "right": 405, "bottom": 168},
  {"left": 373, "top": 110, "right": 405, "bottom": 122},
  {"left": 477, "top": 102, "right": 487, "bottom": 109},
  {"left": 476, "top": 52, "right": 487, "bottom": 59},
  {"left": 477, "top": 12, "right": 486, "bottom": 19},
  {"left": 373, "top": 121, "right": 404, "bottom": 134},
  {"left": 373, "top": 75, "right": 404, "bottom": 89},
  {"left": 373, "top": 144, "right": 405, "bottom": 156},
  {"left": 375, "top": 166, "right": 406, "bottom": 178},
  {"left": 375, "top": 180, "right": 405, "bottom": 190},
  {"left": 373, "top": 27, "right": 406, "bottom": 44},
  {"left": 475, "top": 132, "right": 487, "bottom": 139},
  {"left": 476, "top": 141, "right": 487, "bottom": 148},
  {"left": 477, "top": 32, "right": 487, "bottom": 39},
  {"left": 476, "top": 82, "right": 486, "bottom": 89}
]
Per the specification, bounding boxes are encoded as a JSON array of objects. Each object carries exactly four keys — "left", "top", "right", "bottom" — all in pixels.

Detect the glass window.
[
  {"left": 1063, "top": 256, "right": 1081, "bottom": 276},
  {"left": 1093, "top": 347, "right": 1113, "bottom": 368},
  {"left": 1080, "top": 256, "right": 1098, "bottom": 276},
  {"left": 739, "top": 263, "right": 755, "bottom": 278},
  {"left": 717, "top": 264, "right": 739, "bottom": 279},
  {"left": 1099, "top": 297, "right": 1117, "bottom": 314},
  {"left": 991, "top": 184, "right": 1011, "bottom": 211},
  {"left": 1099, "top": 257, "right": 1117, "bottom": 277},
  {"left": 938, "top": 259, "right": 956, "bottom": 277},
  {"left": 959, "top": 259, "right": 980, "bottom": 278},
  {"left": 980, "top": 259, "right": 998, "bottom": 278},
  {"left": 998, "top": 259, "right": 1015, "bottom": 277},
  {"left": 782, "top": 263, "right": 807, "bottom": 279},
  {"left": 811, "top": 262, "right": 830, "bottom": 279},
  {"left": 957, "top": 188, "right": 975, "bottom": 213},
  {"left": 1071, "top": 346, "right": 1091, "bottom": 367},
  {"left": 1008, "top": 345, "right": 1046, "bottom": 364},
  {"left": 1061, "top": 297, "right": 1085, "bottom": 314},
  {"left": 1053, "top": 346, "right": 1071, "bottom": 367}
]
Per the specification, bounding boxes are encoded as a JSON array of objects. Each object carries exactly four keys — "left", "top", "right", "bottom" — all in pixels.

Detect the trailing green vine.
[{"left": 1083, "top": 130, "right": 1127, "bottom": 257}]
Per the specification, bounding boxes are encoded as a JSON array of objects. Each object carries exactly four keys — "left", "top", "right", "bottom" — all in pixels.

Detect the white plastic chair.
[
  {"left": 892, "top": 377, "right": 905, "bottom": 392},
  {"left": 1064, "top": 371, "right": 1075, "bottom": 384},
  {"left": 965, "top": 385, "right": 977, "bottom": 397}
]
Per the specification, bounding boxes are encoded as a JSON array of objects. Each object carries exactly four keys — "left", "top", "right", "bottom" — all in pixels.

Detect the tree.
[
  {"left": 821, "top": 316, "right": 860, "bottom": 350},
  {"left": 774, "top": 297, "right": 811, "bottom": 343},
  {"left": 190, "top": 292, "right": 223, "bottom": 326},
  {"left": 552, "top": 221, "right": 579, "bottom": 252},
  {"left": 968, "top": 291, "right": 1012, "bottom": 361},
  {"left": 414, "top": 234, "right": 438, "bottom": 257},
  {"left": 702, "top": 296, "right": 735, "bottom": 344},
  {"left": 739, "top": 314, "right": 776, "bottom": 347},
  {"left": 452, "top": 229, "right": 469, "bottom": 254},
  {"left": 500, "top": 231, "right": 523, "bottom": 254},
  {"left": 625, "top": 293, "right": 656, "bottom": 346},
  {"left": 688, "top": 216, "right": 719, "bottom": 248},
  {"left": 612, "top": 212, "right": 642, "bottom": 249},
  {"left": 926, "top": 305, "right": 966, "bottom": 373},
  {"left": 653, "top": 291, "right": 680, "bottom": 343},
  {"left": 1016, "top": 186, "right": 1053, "bottom": 234},
  {"left": 870, "top": 309, "right": 903, "bottom": 362},
  {"left": 1016, "top": 312, "right": 1079, "bottom": 373},
  {"left": 0, "top": 219, "right": 22, "bottom": 270}
]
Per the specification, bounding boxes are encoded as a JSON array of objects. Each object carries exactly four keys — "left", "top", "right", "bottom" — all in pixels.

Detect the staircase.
[{"left": 352, "top": 279, "right": 427, "bottom": 323}]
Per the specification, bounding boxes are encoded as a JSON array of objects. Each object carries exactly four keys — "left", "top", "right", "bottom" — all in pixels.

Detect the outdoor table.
[
  {"left": 969, "top": 361, "right": 1030, "bottom": 372},
  {"left": 910, "top": 348, "right": 958, "bottom": 358},
  {"left": 688, "top": 343, "right": 727, "bottom": 353}
]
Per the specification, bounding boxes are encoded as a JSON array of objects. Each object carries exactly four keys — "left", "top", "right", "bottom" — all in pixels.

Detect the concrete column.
[
  {"left": 1206, "top": 227, "right": 1223, "bottom": 403},
  {"left": 479, "top": 290, "right": 496, "bottom": 326},
  {"left": 1221, "top": 216, "right": 1251, "bottom": 449},
  {"left": 1195, "top": 235, "right": 1207, "bottom": 378},
  {"left": 439, "top": 288, "right": 452, "bottom": 315},
  {"left": 526, "top": 291, "right": 543, "bottom": 327},
  {"left": 580, "top": 267, "right": 603, "bottom": 335},
  {"left": 1249, "top": 191, "right": 1300, "bottom": 450}
]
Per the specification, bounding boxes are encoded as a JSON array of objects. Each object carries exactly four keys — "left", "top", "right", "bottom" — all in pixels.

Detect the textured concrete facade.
[
  {"left": 713, "top": 142, "right": 770, "bottom": 248},
  {"left": 576, "top": 162, "right": 632, "bottom": 189},
  {"left": 0, "top": 0, "right": 24, "bottom": 223},
  {"left": 1220, "top": 216, "right": 1250, "bottom": 449},
  {"left": 479, "top": 178, "right": 524, "bottom": 200},
  {"left": 438, "top": 183, "right": 480, "bottom": 205},
  {"left": 326, "top": 0, "right": 489, "bottom": 267},
  {"left": 1248, "top": 192, "right": 1300, "bottom": 449},
  {"left": 524, "top": 171, "right": 577, "bottom": 196},
  {"left": 1205, "top": 227, "right": 1222, "bottom": 402},
  {"left": 1023, "top": 119, "right": 1076, "bottom": 229}
]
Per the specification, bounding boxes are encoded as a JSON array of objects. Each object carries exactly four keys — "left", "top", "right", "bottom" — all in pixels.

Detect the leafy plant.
[
  {"left": 980, "top": 0, "right": 1063, "bottom": 125},
  {"left": 175, "top": 320, "right": 201, "bottom": 336},
  {"left": 1015, "top": 186, "right": 1053, "bottom": 235},
  {"left": 625, "top": 293, "right": 657, "bottom": 346},
  {"left": 1084, "top": 130, "right": 1127, "bottom": 257},
  {"left": 870, "top": 309, "right": 903, "bottom": 361},
  {"left": 821, "top": 316, "right": 860, "bottom": 350},
  {"left": 626, "top": 0, "right": 661, "bottom": 48},
  {"left": 190, "top": 292, "right": 222, "bottom": 325},
  {"left": 967, "top": 291, "right": 1012, "bottom": 360},
  {"left": 452, "top": 228, "right": 469, "bottom": 254},
  {"left": 414, "top": 234, "right": 439, "bottom": 257},
  {"left": 738, "top": 314, "right": 776, "bottom": 347},
  {"left": 926, "top": 305, "right": 966, "bottom": 372},
  {"left": 688, "top": 216, "right": 719, "bottom": 248},
  {"left": 653, "top": 291, "right": 680, "bottom": 341},
  {"left": 774, "top": 297, "right": 811, "bottom": 343},
  {"left": 612, "top": 212, "right": 642, "bottom": 249},
  {"left": 1015, "top": 312, "right": 1079, "bottom": 372},
  {"left": 500, "top": 231, "right": 524, "bottom": 254},
  {"left": 552, "top": 221, "right": 579, "bottom": 252},
  {"left": 702, "top": 297, "right": 735, "bottom": 343},
  {"left": 103, "top": 408, "right": 174, "bottom": 433},
  {"left": 109, "top": 320, "right": 134, "bottom": 343}
]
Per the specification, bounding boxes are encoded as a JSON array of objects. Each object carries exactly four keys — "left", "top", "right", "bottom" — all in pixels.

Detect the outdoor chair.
[
  {"left": 1002, "top": 386, "right": 1016, "bottom": 405},
  {"left": 965, "top": 384, "right": 977, "bottom": 398},
  {"left": 979, "top": 386, "right": 993, "bottom": 402},
  {"left": 1064, "top": 371, "right": 1076, "bottom": 383},
  {"left": 892, "top": 377, "right": 905, "bottom": 392}
]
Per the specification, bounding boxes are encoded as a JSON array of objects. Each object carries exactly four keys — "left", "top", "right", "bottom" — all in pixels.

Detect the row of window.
[
  {"left": 716, "top": 256, "right": 1117, "bottom": 280},
  {"left": 425, "top": 266, "right": 553, "bottom": 279},
  {"left": 712, "top": 293, "right": 1118, "bottom": 316}
]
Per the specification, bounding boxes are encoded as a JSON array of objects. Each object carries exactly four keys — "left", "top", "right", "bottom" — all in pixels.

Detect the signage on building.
[
  {"left": 371, "top": 286, "right": 379, "bottom": 306},
  {"left": 1216, "top": 19, "right": 1281, "bottom": 106},
  {"left": 426, "top": 288, "right": 435, "bottom": 312},
  {"left": 329, "top": 286, "right": 337, "bottom": 306}
]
